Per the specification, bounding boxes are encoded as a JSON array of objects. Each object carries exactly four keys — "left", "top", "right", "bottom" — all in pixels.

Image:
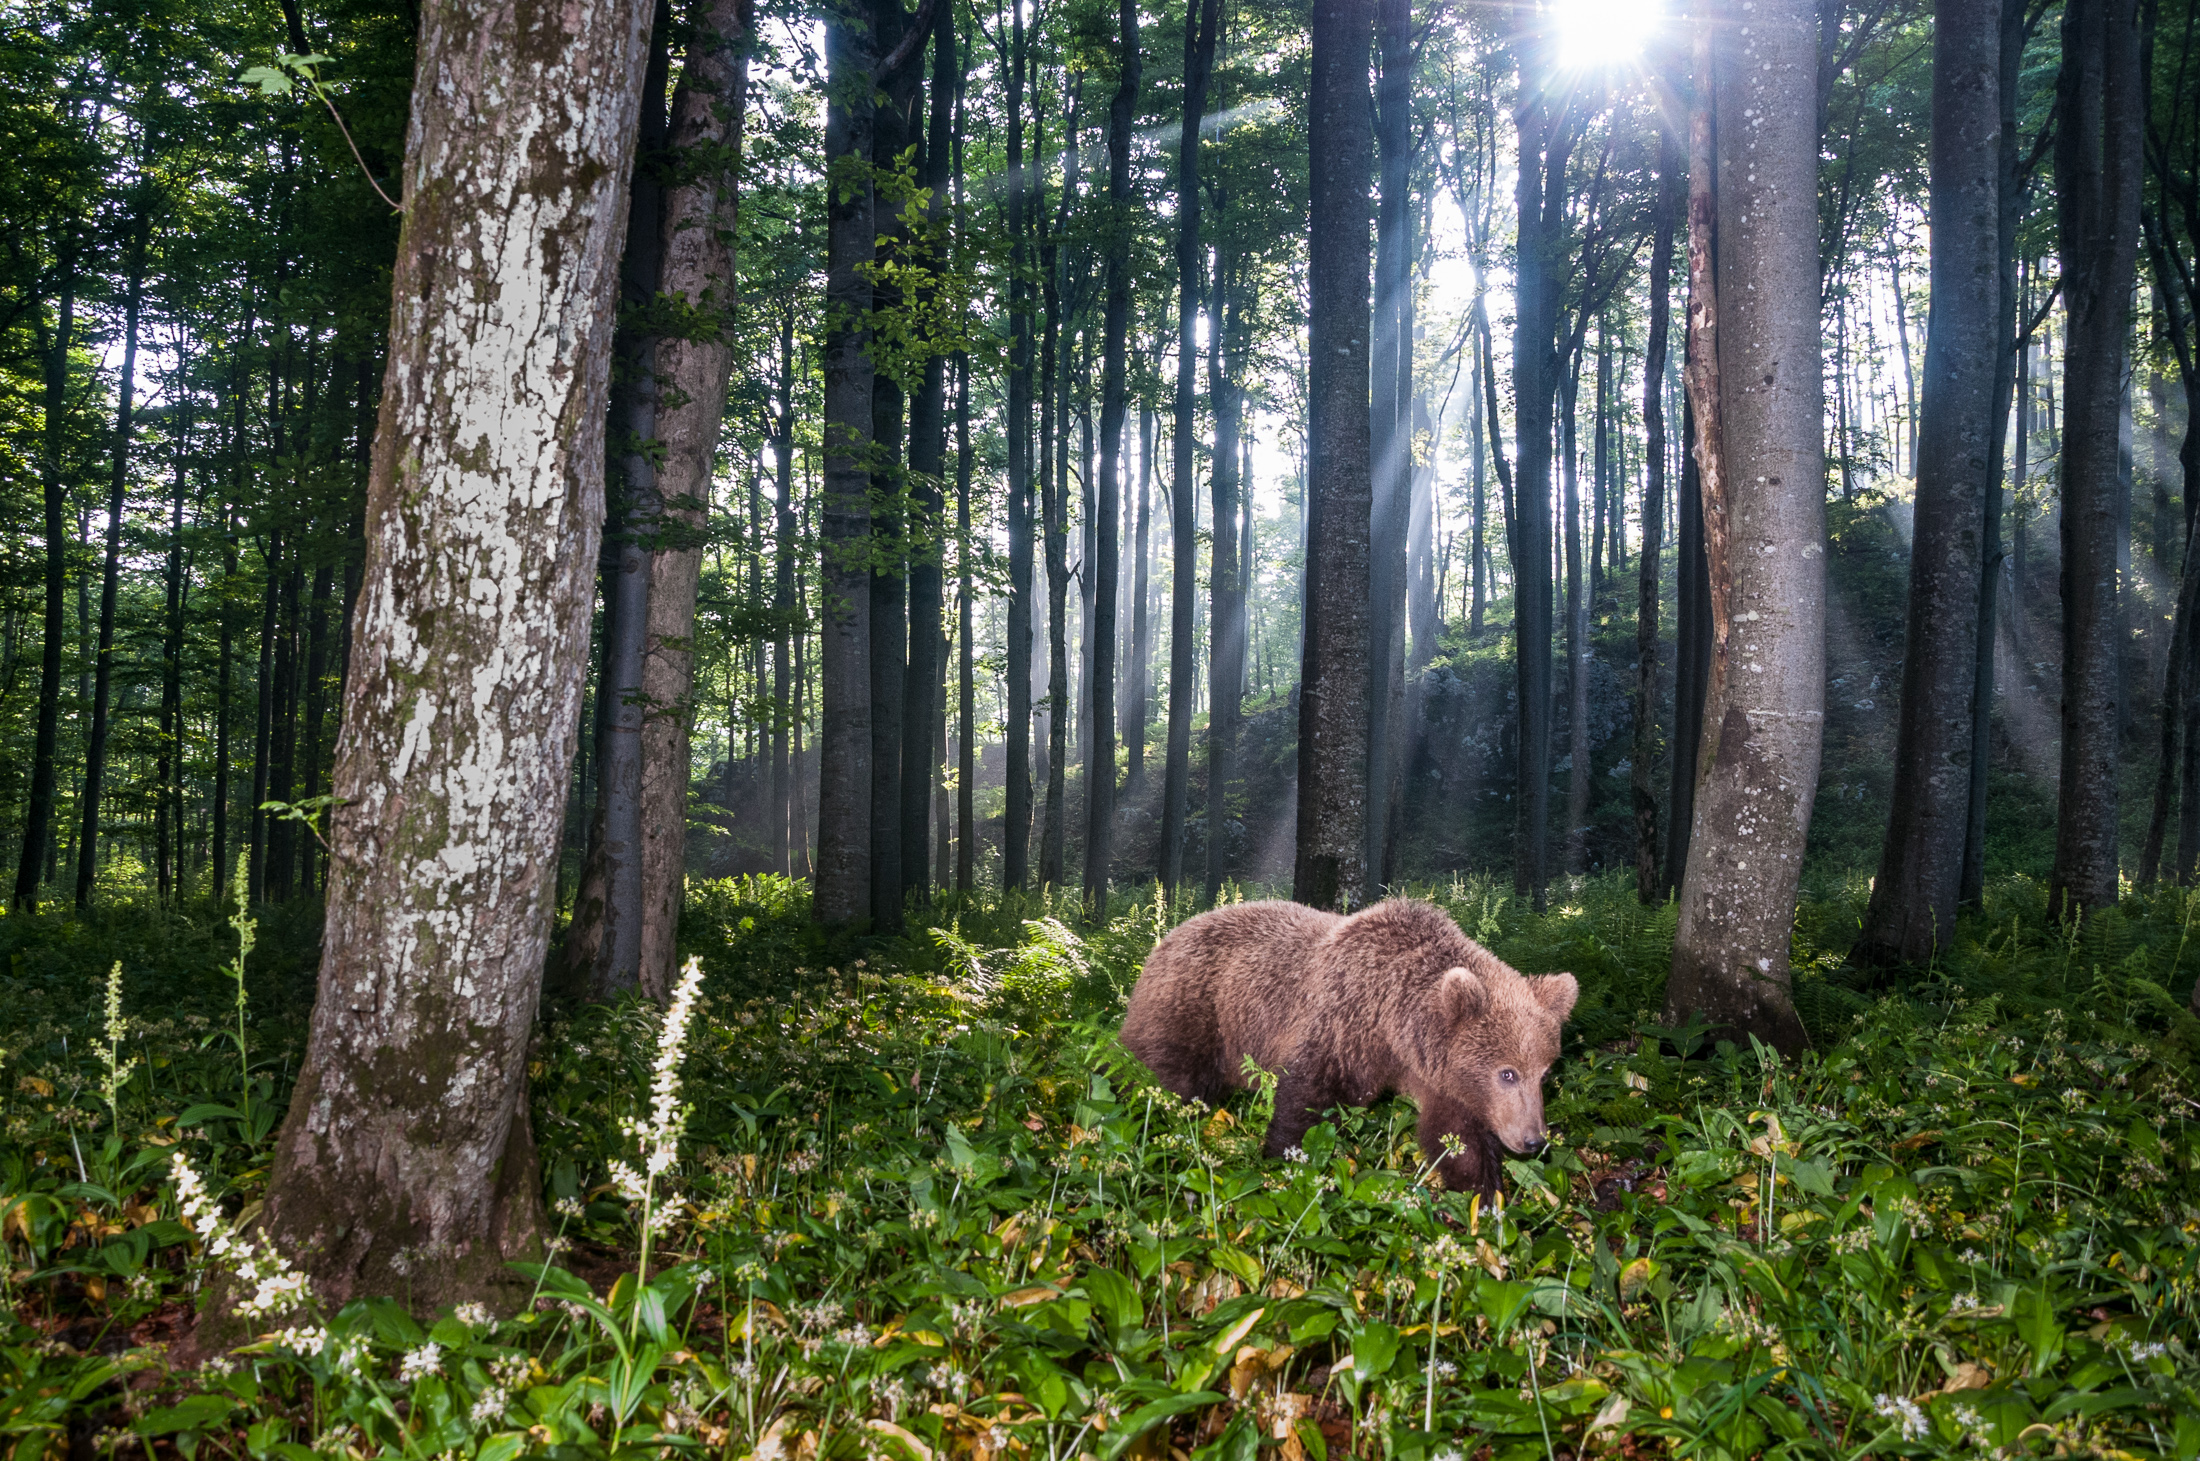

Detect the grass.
[{"left": 4, "top": 873, "right": 2200, "bottom": 1459}]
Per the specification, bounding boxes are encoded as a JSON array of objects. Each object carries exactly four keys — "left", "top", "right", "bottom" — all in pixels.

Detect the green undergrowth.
[{"left": 4, "top": 874, "right": 2200, "bottom": 1459}]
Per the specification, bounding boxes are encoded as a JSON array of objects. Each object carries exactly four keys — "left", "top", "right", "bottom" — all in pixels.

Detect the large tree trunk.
[
  {"left": 157, "top": 386, "right": 192, "bottom": 904},
  {"left": 1961, "top": 0, "right": 2028, "bottom": 906},
  {"left": 1160, "top": 0, "right": 1220, "bottom": 900},
  {"left": 1206, "top": 245, "right": 1241, "bottom": 904},
  {"left": 1634, "top": 131, "right": 1679, "bottom": 904},
  {"left": 77, "top": 209, "right": 147, "bottom": 908},
  {"left": 565, "top": 2, "right": 672, "bottom": 994},
  {"left": 1126, "top": 402, "right": 1153, "bottom": 792},
  {"left": 1409, "top": 394, "right": 1439, "bottom": 667},
  {"left": 1666, "top": 393, "right": 1709, "bottom": 895},
  {"left": 1509, "top": 33, "right": 1569, "bottom": 910},
  {"left": 637, "top": 0, "right": 752, "bottom": 998},
  {"left": 1858, "top": 0, "right": 1999, "bottom": 967},
  {"left": 2048, "top": 0, "right": 2143, "bottom": 922},
  {"left": 1003, "top": 0, "right": 1034, "bottom": 889},
  {"left": 1086, "top": 0, "right": 1136, "bottom": 915},
  {"left": 957, "top": 351, "right": 977, "bottom": 892},
  {"left": 772, "top": 307, "right": 797, "bottom": 873},
  {"left": 253, "top": 0, "right": 653, "bottom": 1315},
  {"left": 14, "top": 249, "right": 76, "bottom": 913},
  {"left": 1562, "top": 361, "right": 1591, "bottom": 874},
  {"left": 815, "top": 0, "right": 879, "bottom": 926},
  {"left": 1293, "top": 0, "right": 1373, "bottom": 912},
  {"left": 1365, "top": 0, "right": 1411, "bottom": 890},
  {"left": 1664, "top": 0, "right": 1822, "bottom": 1056}
]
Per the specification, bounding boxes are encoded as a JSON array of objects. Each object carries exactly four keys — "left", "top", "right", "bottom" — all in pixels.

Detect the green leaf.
[
  {"left": 239, "top": 65, "right": 293, "bottom": 96},
  {"left": 1350, "top": 1321, "right": 1401, "bottom": 1381},
  {"left": 138, "top": 1395, "right": 237, "bottom": 1437},
  {"left": 1099, "top": 1392, "right": 1225, "bottom": 1460},
  {"left": 1082, "top": 1267, "right": 1144, "bottom": 1337}
]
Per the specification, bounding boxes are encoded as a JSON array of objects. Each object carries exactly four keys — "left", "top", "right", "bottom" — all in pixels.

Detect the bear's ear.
[
  {"left": 1533, "top": 972, "right": 1579, "bottom": 1022},
  {"left": 1439, "top": 966, "right": 1485, "bottom": 1023}
]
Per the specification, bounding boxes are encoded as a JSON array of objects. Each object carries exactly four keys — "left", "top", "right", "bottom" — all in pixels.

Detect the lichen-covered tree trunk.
[
  {"left": 1293, "top": 0, "right": 1373, "bottom": 913},
  {"left": 254, "top": 0, "right": 654, "bottom": 1313},
  {"left": 639, "top": 0, "right": 753, "bottom": 999},
  {"left": 1665, "top": 0, "right": 1822, "bottom": 1056},
  {"left": 1858, "top": 0, "right": 1998, "bottom": 967}
]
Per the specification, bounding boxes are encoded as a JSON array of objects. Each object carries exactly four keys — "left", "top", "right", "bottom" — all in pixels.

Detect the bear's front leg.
[
  {"left": 1416, "top": 1097, "right": 1499, "bottom": 1198},
  {"left": 1264, "top": 1058, "right": 1342, "bottom": 1160}
]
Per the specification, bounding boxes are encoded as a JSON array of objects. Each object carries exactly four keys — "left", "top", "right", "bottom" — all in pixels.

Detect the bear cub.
[{"left": 1119, "top": 898, "right": 1575, "bottom": 1196}]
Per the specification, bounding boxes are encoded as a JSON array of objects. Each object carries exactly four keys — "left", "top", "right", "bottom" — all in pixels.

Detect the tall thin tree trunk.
[
  {"left": 2048, "top": 0, "right": 2143, "bottom": 921},
  {"left": 1859, "top": 0, "right": 1999, "bottom": 966},
  {"left": 637, "top": 0, "right": 753, "bottom": 996},
  {"left": 1207, "top": 245, "right": 1242, "bottom": 903},
  {"left": 1366, "top": 0, "right": 1411, "bottom": 890},
  {"left": 1003, "top": 0, "right": 1034, "bottom": 889},
  {"left": 15, "top": 248, "right": 77, "bottom": 912},
  {"left": 253, "top": 0, "right": 653, "bottom": 1317},
  {"left": 816, "top": 0, "right": 879, "bottom": 926},
  {"left": 1409, "top": 393, "right": 1439, "bottom": 667},
  {"left": 1635, "top": 130, "right": 1679, "bottom": 903},
  {"left": 1563, "top": 359, "right": 1592, "bottom": 874},
  {"left": 77, "top": 209, "right": 147, "bottom": 908},
  {"left": 773, "top": 306, "right": 797, "bottom": 873},
  {"left": 1293, "top": 0, "right": 1374, "bottom": 912},
  {"left": 1126, "top": 401, "right": 1153, "bottom": 792},
  {"left": 1161, "top": 0, "right": 1220, "bottom": 900},
  {"left": 158, "top": 387, "right": 192, "bottom": 904},
  {"left": 1664, "top": 0, "right": 1822, "bottom": 1055},
  {"left": 1086, "top": 0, "right": 1137, "bottom": 914},
  {"left": 956, "top": 351, "right": 977, "bottom": 892}
]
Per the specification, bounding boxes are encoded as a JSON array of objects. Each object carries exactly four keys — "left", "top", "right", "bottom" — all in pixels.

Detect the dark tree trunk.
[
  {"left": 15, "top": 248, "right": 76, "bottom": 913},
  {"left": 1667, "top": 394, "right": 1709, "bottom": 897},
  {"left": 566, "top": 0, "right": 672, "bottom": 991},
  {"left": 2048, "top": 0, "right": 2143, "bottom": 922},
  {"left": 298, "top": 561, "right": 333, "bottom": 896},
  {"left": 1293, "top": 0, "right": 1374, "bottom": 911},
  {"left": 1126, "top": 402, "right": 1154, "bottom": 792},
  {"left": 1038, "top": 115, "right": 1071, "bottom": 888},
  {"left": 1161, "top": 0, "right": 1220, "bottom": 900},
  {"left": 957, "top": 350, "right": 977, "bottom": 892},
  {"left": 1003, "top": 0, "right": 1034, "bottom": 889},
  {"left": 77, "top": 211, "right": 147, "bottom": 908},
  {"left": 1207, "top": 245, "right": 1242, "bottom": 904},
  {"left": 253, "top": 0, "right": 653, "bottom": 1317},
  {"left": 1562, "top": 360, "right": 1591, "bottom": 874},
  {"left": 1635, "top": 131, "right": 1679, "bottom": 904},
  {"left": 1665, "top": 0, "right": 1822, "bottom": 1057},
  {"left": 1086, "top": 0, "right": 1136, "bottom": 914},
  {"left": 1962, "top": 0, "right": 2028, "bottom": 906},
  {"left": 1410, "top": 393, "right": 1439, "bottom": 666},
  {"left": 1366, "top": 0, "right": 1411, "bottom": 889},
  {"left": 773, "top": 306, "right": 797, "bottom": 873},
  {"left": 1859, "top": 0, "right": 2000, "bottom": 967},
  {"left": 816, "top": 0, "right": 879, "bottom": 926},
  {"left": 639, "top": 0, "right": 753, "bottom": 993},
  {"left": 158, "top": 386, "right": 192, "bottom": 904},
  {"left": 248, "top": 533, "right": 281, "bottom": 904}
]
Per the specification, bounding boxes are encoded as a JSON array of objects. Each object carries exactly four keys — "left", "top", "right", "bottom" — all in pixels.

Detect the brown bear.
[{"left": 1118, "top": 898, "right": 1576, "bottom": 1196}]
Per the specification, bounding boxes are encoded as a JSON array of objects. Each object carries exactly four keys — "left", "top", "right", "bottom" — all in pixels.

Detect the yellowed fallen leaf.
[{"left": 865, "top": 1420, "right": 933, "bottom": 1461}]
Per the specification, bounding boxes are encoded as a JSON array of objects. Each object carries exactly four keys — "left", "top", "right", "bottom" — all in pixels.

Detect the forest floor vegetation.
[{"left": 4, "top": 875, "right": 2200, "bottom": 1458}]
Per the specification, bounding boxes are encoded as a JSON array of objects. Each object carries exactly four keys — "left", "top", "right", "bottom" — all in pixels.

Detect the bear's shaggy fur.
[{"left": 1119, "top": 898, "right": 1576, "bottom": 1195}]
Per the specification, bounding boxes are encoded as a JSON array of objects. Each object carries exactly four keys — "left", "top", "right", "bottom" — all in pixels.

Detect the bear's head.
[{"left": 1429, "top": 963, "right": 1578, "bottom": 1154}]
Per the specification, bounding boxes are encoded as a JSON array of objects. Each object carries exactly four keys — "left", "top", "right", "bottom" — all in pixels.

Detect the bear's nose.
[{"left": 1520, "top": 1132, "right": 1548, "bottom": 1155}]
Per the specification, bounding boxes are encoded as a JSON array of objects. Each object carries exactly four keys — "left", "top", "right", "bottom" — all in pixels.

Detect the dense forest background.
[{"left": 9, "top": 0, "right": 2192, "bottom": 937}]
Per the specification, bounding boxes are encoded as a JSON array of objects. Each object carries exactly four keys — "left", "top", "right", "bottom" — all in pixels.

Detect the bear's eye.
[{"left": 1499, "top": 1068, "right": 1519, "bottom": 1086}]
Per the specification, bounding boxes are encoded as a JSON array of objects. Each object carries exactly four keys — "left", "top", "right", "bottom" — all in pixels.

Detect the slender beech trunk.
[
  {"left": 15, "top": 247, "right": 76, "bottom": 912},
  {"left": 816, "top": 0, "right": 879, "bottom": 925},
  {"left": 1563, "top": 360, "right": 1591, "bottom": 874},
  {"left": 902, "top": 0, "right": 955, "bottom": 906},
  {"left": 1003, "top": 0, "right": 1034, "bottom": 889},
  {"left": 1667, "top": 392, "right": 1709, "bottom": 894},
  {"left": 1161, "top": 0, "right": 1221, "bottom": 900},
  {"left": 1634, "top": 131, "right": 1679, "bottom": 903},
  {"left": 158, "top": 389, "right": 192, "bottom": 903},
  {"left": 2048, "top": 0, "right": 2143, "bottom": 922},
  {"left": 1859, "top": 0, "right": 1999, "bottom": 967},
  {"left": 1665, "top": 0, "right": 1822, "bottom": 1055},
  {"left": 77, "top": 210, "right": 147, "bottom": 907},
  {"left": 1366, "top": 0, "right": 1411, "bottom": 889},
  {"left": 1086, "top": 0, "right": 1137, "bottom": 914},
  {"left": 253, "top": 0, "right": 653, "bottom": 1318},
  {"left": 1510, "top": 31, "right": 1570, "bottom": 910},
  {"left": 773, "top": 307, "right": 797, "bottom": 873},
  {"left": 1293, "top": 0, "right": 1374, "bottom": 911},
  {"left": 956, "top": 350, "right": 976, "bottom": 892},
  {"left": 1207, "top": 246, "right": 1242, "bottom": 903},
  {"left": 1127, "top": 402, "right": 1153, "bottom": 792},
  {"left": 1963, "top": 0, "right": 2027, "bottom": 906},
  {"left": 635, "top": 0, "right": 753, "bottom": 997},
  {"left": 1409, "top": 394, "right": 1438, "bottom": 667},
  {"left": 567, "top": 2, "right": 671, "bottom": 993},
  {"left": 1039, "top": 111, "right": 1070, "bottom": 888}
]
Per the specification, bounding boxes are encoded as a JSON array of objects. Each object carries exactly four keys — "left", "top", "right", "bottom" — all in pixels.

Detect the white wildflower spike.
[
  {"left": 96, "top": 962, "right": 139, "bottom": 1126},
  {"left": 398, "top": 1342, "right": 443, "bottom": 1383},
  {"left": 1872, "top": 1393, "right": 1928, "bottom": 1443},
  {"left": 169, "top": 1154, "right": 315, "bottom": 1320}
]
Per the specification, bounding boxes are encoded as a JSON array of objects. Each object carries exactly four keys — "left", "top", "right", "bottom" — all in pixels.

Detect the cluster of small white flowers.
[
  {"left": 1951, "top": 1403, "right": 1986, "bottom": 1437},
  {"left": 1948, "top": 1292, "right": 1986, "bottom": 1314},
  {"left": 631, "top": 957, "right": 709, "bottom": 1180},
  {"left": 1282, "top": 1146, "right": 1309, "bottom": 1164},
  {"left": 397, "top": 1342, "right": 443, "bottom": 1383},
  {"left": 97, "top": 962, "right": 139, "bottom": 1119},
  {"left": 469, "top": 1387, "right": 508, "bottom": 1427},
  {"left": 1872, "top": 1393, "right": 1928, "bottom": 1442},
  {"left": 1431, "top": 1359, "right": 1458, "bottom": 1379},
  {"left": 1830, "top": 1227, "right": 1871, "bottom": 1255},
  {"left": 169, "top": 1154, "right": 314, "bottom": 1318},
  {"left": 925, "top": 1361, "right": 966, "bottom": 1394},
  {"left": 553, "top": 1196, "right": 586, "bottom": 1220},
  {"left": 1957, "top": 1248, "right": 1988, "bottom": 1266},
  {"left": 270, "top": 1324, "right": 328, "bottom": 1355},
  {"left": 793, "top": 1299, "right": 846, "bottom": 1333},
  {"left": 454, "top": 1301, "right": 493, "bottom": 1329},
  {"left": 491, "top": 1354, "right": 535, "bottom": 1389},
  {"left": 834, "top": 1322, "right": 875, "bottom": 1348},
  {"left": 784, "top": 1148, "right": 820, "bottom": 1175}
]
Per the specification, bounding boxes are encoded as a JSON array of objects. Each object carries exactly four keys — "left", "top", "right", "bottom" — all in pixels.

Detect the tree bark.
[
  {"left": 956, "top": 350, "right": 977, "bottom": 892},
  {"left": 772, "top": 306, "right": 797, "bottom": 873},
  {"left": 1293, "top": 0, "right": 1374, "bottom": 912},
  {"left": 1366, "top": 0, "right": 1411, "bottom": 889},
  {"left": 254, "top": 0, "right": 653, "bottom": 1315},
  {"left": 1003, "top": 0, "right": 1034, "bottom": 889},
  {"left": 1086, "top": 0, "right": 1136, "bottom": 914},
  {"left": 1161, "top": 0, "right": 1220, "bottom": 900},
  {"left": 1634, "top": 131, "right": 1678, "bottom": 904},
  {"left": 2048, "top": 0, "right": 2143, "bottom": 922},
  {"left": 15, "top": 245, "right": 76, "bottom": 913},
  {"left": 636, "top": 0, "right": 753, "bottom": 998},
  {"left": 1126, "top": 400, "right": 1153, "bottom": 792},
  {"left": 815, "top": 0, "right": 878, "bottom": 926},
  {"left": 1563, "top": 358, "right": 1591, "bottom": 874},
  {"left": 158, "top": 383, "right": 193, "bottom": 904},
  {"left": 1664, "top": 0, "right": 1822, "bottom": 1056},
  {"left": 566, "top": 1, "right": 672, "bottom": 994},
  {"left": 1207, "top": 244, "right": 1242, "bottom": 904},
  {"left": 1667, "top": 394, "right": 1709, "bottom": 895},
  {"left": 77, "top": 208, "right": 148, "bottom": 908},
  {"left": 1858, "top": 0, "right": 1999, "bottom": 967}
]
